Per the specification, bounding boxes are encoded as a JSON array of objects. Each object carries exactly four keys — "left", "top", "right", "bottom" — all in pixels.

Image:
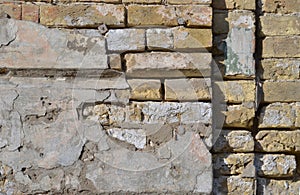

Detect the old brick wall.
[{"left": 0, "top": 0, "right": 299, "bottom": 194}]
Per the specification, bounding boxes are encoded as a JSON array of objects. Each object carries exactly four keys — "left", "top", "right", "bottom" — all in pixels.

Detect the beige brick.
[
  {"left": 213, "top": 0, "right": 256, "bottom": 10},
  {"left": 106, "top": 29, "right": 145, "bottom": 52},
  {"left": 128, "top": 79, "right": 162, "bottom": 100},
  {"left": 260, "top": 59, "right": 300, "bottom": 81},
  {"left": 108, "top": 54, "right": 122, "bottom": 71},
  {"left": 258, "top": 179, "right": 300, "bottom": 195},
  {"left": 127, "top": 5, "right": 177, "bottom": 26},
  {"left": 165, "top": 78, "right": 211, "bottom": 101},
  {"left": 214, "top": 153, "right": 254, "bottom": 176},
  {"left": 214, "top": 176, "right": 255, "bottom": 195},
  {"left": 262, "top": 0, "right": 300, "bottom": 13},
  {"left": 213, "top": 130, "right": 254, "bottom": 152},
  {"left": 256, "top": 154, "right": 296, "bottom": 177},
  {"left": 0, "top": 3, "right": 21, "bottom": 20},
  {"left": 175, "top": 5, "right": 212, "bottom": 27},
  {"left": 167, "top": 0, "right": 211, "bottom": 4},
  {"left": 259, "top": 103, "right": 297, "bottom": 128},
  {"left": 263, "top": 36, "right": 300, "bottom": 58},
  {"left": 125, "top": 52, "right": 211, "bottom": 78},
  {"left": 40, "top": 4, "right": 125, "bottom": 27},
  {"left": 22, "top": 4, "right": 39, "bottom": 23},
  {"left": 214, "top": 80, "right": 256, "bottom": 103},
  {"left": 256, "top": 130, "right": 300, "bottom": 152},
  {"left": 260, "top": 15, "right": 300, "bottom": 36},
  {"left": 263, "top": 81, "right": 300, "bottom": 102},
  {"left": 123, "top": 0, "right": 161, "bottom": 3},
  {"left": 173, "top": 27, "right": 212, "bottom": 50},
  {"left": 127, "top": 5, "right": 212, "bottom": 27},
  {"left": 146, "top": 28, "right": 174, "bottom": 50},
  {"left": 225, "top": 103, "right": 255, "bottom": 128}
]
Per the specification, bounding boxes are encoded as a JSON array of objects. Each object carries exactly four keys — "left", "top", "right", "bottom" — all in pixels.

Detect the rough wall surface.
[{"left": 0, "top": 0, "right": 299, "bottom": 194}]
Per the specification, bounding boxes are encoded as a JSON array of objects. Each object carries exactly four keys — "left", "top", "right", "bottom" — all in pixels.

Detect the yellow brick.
[{"left": 263, "top": 37, "right": 300, "bottom": 58}]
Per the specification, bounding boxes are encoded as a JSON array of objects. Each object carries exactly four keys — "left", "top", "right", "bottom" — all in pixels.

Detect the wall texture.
[{"left": 0, "top": 0, "right": 299, "bottom": 194}]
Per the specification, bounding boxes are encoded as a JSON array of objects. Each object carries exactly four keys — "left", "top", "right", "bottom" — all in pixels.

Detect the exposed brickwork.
[{"left": 0, "top": 0, "right": 299, "bottom": 194}]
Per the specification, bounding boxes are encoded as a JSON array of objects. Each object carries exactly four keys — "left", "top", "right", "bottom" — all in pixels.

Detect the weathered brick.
[
  {"left": 213, "top": 130, "right": 254, "bottom": 152},
  {"left": 165, "top": 78, "right": 211, "bottom": 101},
  {"left": 122, "top": 0, "right": 161, "bottom": 3},
  {"left": 263, "top": 81, "right": 300, "bottom": 102},
  {"left": 0, "top": 19, "right": 108, "bottom": 70},
  {"left": 224, "top": 10, "right": 255, "bottom": 76},
  {"left": 214, "top": 176, "right": 255, "bottom": 195},
  {"left": 128, "top": 79, "right": 162, "bottom": 100},
  {"left": 22, "top": 4, "right": 39, "bottom": 23},
  {"left": 256, "top": 154, "right": 296, "bottom": 177},
  {"left": 175, "top": 5, "right": 212, "bottom": 27},
  {"left": 260, "top": 15, "right": 300, "bottom": 36},
  {"left": 225, "top": 103, "right": 255, "bottom": 128},
  {"left": 146, "top": 28, "right": 173, "bottom": 50},
  {"left": 214, "top": 153, "right": 254, "bottom": 176},
  {"left": 127, "top": 5, "right": 212, "bottom": 27},
  {"left": 214, "top": 80, "right": 256, "bottom": 103},
  {"left": 40, "top": 4, "right": 125, "bottom": 27},
  {"left": 108, "top": 54, "right": 122, "bottom": 71},
  {"left": 125, "top": 52, "right": 211, "bottom": 78},
  {"left": 213, "top": 0, "right": 256, "bottom": 10},
  {"left": 167, "top": 0, "right": 211, "bottom": 4},
  {"left": 173, "top": 27, "right": 212, "bottom": 50},
  {"left": 256, "top": 130, "right": 300, "bottom": 152},
  {"left": 258, "top": 179, "right": 300, "bottom": 195},
  {"left": 262, "top": 0, "right": 300, "bottom": 13},
  {"left": 263, "top": 36, "right": 300, "bottom": 58},
  {"left": 259, "top": 103, "right": 299, "bottom": 128},
  {"left": 0, "top": 3, "right": 21, "bottom": 20},
  {"left": 106, "top": 29, "right": 145, "bottom": 52},
  {"left": 260, "top": 59, "right": 300, "bottom": 81}
]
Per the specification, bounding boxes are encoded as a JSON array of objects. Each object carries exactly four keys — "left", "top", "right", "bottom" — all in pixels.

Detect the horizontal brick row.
[{"left": 1, "top": 3, "right": 213, "bottom": 27}]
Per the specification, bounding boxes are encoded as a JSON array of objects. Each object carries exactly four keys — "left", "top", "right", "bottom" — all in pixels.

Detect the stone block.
[
  {"left": 224, "top": 103, "right": 255, "bottom": 128},
  {"left": 256, "top": 154, "right": 296, "bottom": 177},
  {"left": 260, "top": 15, "right": 300, "bottom": 36},
  {"left": 125, "top": 52, "right": 211, "bottom": 78},
  {"left": 0, "top": 3, "right": 21, "bottom": 19},
  {"left": 108, "top": 54, "right": 122, "bottom": 71},
  {"left": 213, "top": 130, "right": 254, "bottom": 152},
  {"left": 213, "top": 0, "right": 256, "bottom": 10},
  {"left": 127, "top": 5, "right": 211, "bottom": 27},
  {"left": 106, "top": 29, "right": 145, "bottom": 52},
  {"left": 40, "top": 4, "right": 125, "bottom": 27},
  {"left": 256, "top": 130, "right": 300, "bottom": 152},
  {"left": 259, "top": 103, "right": 298, "bottom": 128},
  {"left": 128, "top": 79, "right": 162, "bottom": 100},
  {"left": 214, "top": 176, "right": 256, "bottom": 195},
  {"left": 146, "top": 28, "right": 174, "bottom": 50},
  {"left": 262, "top": 0, "right": 300, "bottom": 13},
  {"left": 214, "top": 80, "right": 256, "bottom": 103},
  {"left": 260, "top": 59, "right": 300, "bottom": 81},
  {"left": 262, "top": 81, "right": 300, "bottom": 102},
  {"left": 165, "top": 78, "right": 211, "bottom": 101},
  {"left": 22, "top": 4, "right": 39, "bottom": 22},
  {"left": 173, "top": 27, "right": 212, "bottom": 50},
  {"left": 213, "top": 153, "right": 255, "bottom": 176},
  {"left": 263, "top": 36, "right": 300, "bottom": 58}
]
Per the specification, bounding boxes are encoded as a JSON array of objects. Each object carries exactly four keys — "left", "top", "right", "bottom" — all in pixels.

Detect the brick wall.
[{"left": 0, "top": 0, "right": 299, "bottom": 194}]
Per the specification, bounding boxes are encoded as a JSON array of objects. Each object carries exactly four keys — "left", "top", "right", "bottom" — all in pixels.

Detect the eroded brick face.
[{"left": 0, "top": 0, "right": 299, "bottom": 194}]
